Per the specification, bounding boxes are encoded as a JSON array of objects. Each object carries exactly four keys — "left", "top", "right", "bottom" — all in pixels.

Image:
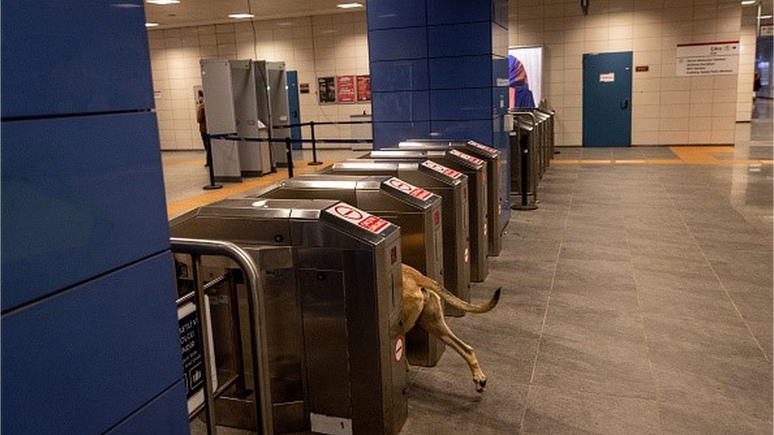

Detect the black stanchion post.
[
  {"left": 203, "top": 134, "right": 223, "bottom": 190},
  {"left": 308, "top": 120, "right": 322, "bottom": 166},
  {"left": 285, "top": 137, "right": 294, "bottom": 178}
]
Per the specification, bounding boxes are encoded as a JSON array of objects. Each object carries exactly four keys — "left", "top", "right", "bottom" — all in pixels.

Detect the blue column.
[
  {"left": 367, "top": 0, "right": 511, "bottom": 221},
  {"left": 1, "top": 1, "right": 189, "bottom": 434}
]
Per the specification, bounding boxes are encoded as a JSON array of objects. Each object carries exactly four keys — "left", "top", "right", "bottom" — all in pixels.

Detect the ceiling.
[{"left": 144, "top": 0, "right": 361, "bottom": 28}]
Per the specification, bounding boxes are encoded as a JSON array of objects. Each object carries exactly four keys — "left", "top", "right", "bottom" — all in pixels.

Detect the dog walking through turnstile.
[{"left": 170, "top": 199, "right": 407, "bottom": 435}]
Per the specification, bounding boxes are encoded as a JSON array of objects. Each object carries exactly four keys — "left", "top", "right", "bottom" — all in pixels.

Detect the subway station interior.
[{"left": 2, "top": 0, "right": 774, "bottom": 434}]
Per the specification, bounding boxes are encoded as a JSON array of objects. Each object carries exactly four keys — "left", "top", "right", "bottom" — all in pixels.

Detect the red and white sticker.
[
  {"left": 468, "top": 141, "right": 497, "bottom": 153},
  {"left": 385, "top": 177, "right": 434, "bottom": 201},
  {"left": 450, "top": 149, "right": 484, "bottom": 165},
  {"left": 327, "top": 204, "right": 391, "bottom": 234},
  {"left": 421, "top": 160, "right": 462, "bottom": 179},
  {"left": 394, "top": 336, "right": 404, "bottom": 363}
]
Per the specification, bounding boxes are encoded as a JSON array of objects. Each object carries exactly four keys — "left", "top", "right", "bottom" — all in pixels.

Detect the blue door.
[
  {"left": 583, "top": 52, "right": 632, "bottom": 147},
  {"left": 287, "top": 70, "right": 302, "bottom": 150}
]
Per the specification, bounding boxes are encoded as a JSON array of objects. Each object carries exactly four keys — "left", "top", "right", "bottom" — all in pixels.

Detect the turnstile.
[
  {"left": 248, "top": 175, "right": 445, "bottom": 366},
  {"left": 327, "top": 160, "right": 471, "bottom": 316},
  {"left": 399, "top": 140, "right": 504, "bottom": 256},
  {"left": 363, "top": 149, "right": 488, "bottom": 283},
  {"left": 170, "top": 199, "right": 407, "bottom": 435}
]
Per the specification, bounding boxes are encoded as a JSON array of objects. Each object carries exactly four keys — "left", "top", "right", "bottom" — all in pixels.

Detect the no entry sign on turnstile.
[
  {"left": 449, "top": 149, "right": 484, "bottom": 165},
  {"left": 327, "top": 204, "right": 391, "bottom": 234},
  {"left": 385, "top": 177, "right": 434, "bottom": 201},
  {"left": 421, "top": 160, "right": 462, "bottom": 179}
]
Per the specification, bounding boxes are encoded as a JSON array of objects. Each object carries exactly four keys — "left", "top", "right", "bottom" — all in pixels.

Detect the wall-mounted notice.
[
  {"left": 337, "top": 75, "right": 356, "bottom": 103},
  {"left": 676, "top": 41, "right": 739, "bottom": 76},
  {"left": 599, "top": 72, "right": 615, "bottom": 83},
  {"left": 318, "top": 77, "right": 336, "bottom": 103},
  {"left": 299, "top": 83, "right": 310, "bottom": 94},
  {"left": 356, "top": 75, "right": 371, "bottom": 102}
]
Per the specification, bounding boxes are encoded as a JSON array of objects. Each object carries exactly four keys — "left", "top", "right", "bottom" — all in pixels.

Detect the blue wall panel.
[
  {"left": 371, "top": 59, "right": 429, "bottom": 92},
  {"left": 426, "top": 0, "right": 491, "bottom": 25},
  {"left": 1, "top": 112, "right": 171, "bottom": 311},
  {"left": 369, "top": 27, "right": 429, "bottom": 62},
  {"left": 1, "top": 253, "right": 183, "bottom": 435},
  {"left": 373, "top": 122, "right": 431, "bottom": 149},
  {"left": 107, "top": 381, "right": 189, "bottom": 435},
  {"left": 0, "top": 0, "right": 153, "bottom": 118},
  {"left": 367, "top": 0, "right": 427, "bottom": 30},
  {"left": 428, "top": 22, "right": 492, "bottom": 58},
  {"left": 431, "top": 119, "right": 494, "bottom": 145},
  {"left": 372, "top": 91, "right": 430, "bottom": 122},
  {"left": 430, "top": 88, "right": 493, "bottom": 121},
  {"left": 429, "top": 56, "right": 492, "bottom": 89}
]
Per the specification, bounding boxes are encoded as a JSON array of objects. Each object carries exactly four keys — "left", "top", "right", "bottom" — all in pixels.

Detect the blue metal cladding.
[
  {"left": 372, "top": 91, "right": 430, "bottom": 122},
  {"left": 0, "top": 0, "right": 154, "bottom": 118},
  {"left": 1, "top": 112, "right": 171, "bottom": 311},
  {"left": 429, "top": 56, "right": 492, "bottom": 90},
  {"left": 430, "top": 88, "right": 493, "bottom": 121},
  {"left": 371, "top": 59, "right": 430, "bottom": 92},
  {"left": 431, "top": 119, "right": 495, "bottom": 145},
  {"left": 426, "top": 0, "right": 492, "bottom": 24},
  {"left": 373, "top": 122, "right": 431, "bottom": 149},
  {"left": 428, "top": 22, "right": 493, "bottom": 58},
  {"left": 106, "top": 382, "right": 190, "bottom": 435},
  {"left": 1, "top": 253, "right": 185, "bottom": 435},
  {"left": 368, "top": 27, "right": 429, "bottom": 62},
  {"left": 366, "top": 0, "right": 427, "bottom": 30}
]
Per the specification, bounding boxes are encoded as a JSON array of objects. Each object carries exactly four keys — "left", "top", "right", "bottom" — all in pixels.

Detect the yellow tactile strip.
[
  {"left": 552, "top": 146, "right": 773, "bottom": 166},
  {"left": 167, "top": 160, "right": 329, "bottom": 219}
]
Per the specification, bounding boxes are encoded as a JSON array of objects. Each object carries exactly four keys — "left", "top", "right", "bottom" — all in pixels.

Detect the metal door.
[
  {"left": 287, "top": 71, "right": 302, "bottom": 150},
  {"left": 582, "top": 51, "right": 632, "bottom": 147}
]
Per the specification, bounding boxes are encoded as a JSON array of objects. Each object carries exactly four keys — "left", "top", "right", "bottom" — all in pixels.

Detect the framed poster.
[
  {"left": 356, "top": 75, "right": 371, "bottom": 102},
  {"left": 508, "top": 46, "right": 543, "bottom": 109},
  {"left": 337, "top": 75, "right": 356, "bottom": 103},
  {"left": 318, "top": 77, "right": 336, "bottom": 103}
]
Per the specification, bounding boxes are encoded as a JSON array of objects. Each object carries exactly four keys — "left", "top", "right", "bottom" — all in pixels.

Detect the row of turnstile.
[
  {"left": 169, "top": 140, "right": 507, "bottom": 435},
  {"left": 510, "top": 107, "right": 556, "bottom": 209}
]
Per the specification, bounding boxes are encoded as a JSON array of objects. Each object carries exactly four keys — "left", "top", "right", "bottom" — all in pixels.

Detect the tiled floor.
[{"left": 175, "top": 100, "right": 773, "bottom": 435}]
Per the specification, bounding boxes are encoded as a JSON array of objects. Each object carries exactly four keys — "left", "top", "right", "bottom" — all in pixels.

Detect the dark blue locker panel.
[
  {"left": 1, "top": 0, "right": 153, "bottom": 118},
  {"left": 428, "top": 22, "right": 492, "bottom": 58},
  {"left": 1, "top": 112, "right": 170, "bottom": 311},
  {"left": 372, "top": 91, "right": 430, "bottom": 122},
  {"left": 431, "top": 119, "right": 494, "bottom": 145},
  {"left": 371, "top": 59, "right": 429, "bottom": 92},
  {"left": 1, "top": 252, "right": 185, "bottom": 435},
  {"left": 429, "top": 56, "right": 492, "bottom": 89},
  {"left": 493, "top": 55, "right": 509, "bottom": 87},
  {"left": 493, "top": 86, "right": 509, "bottom": 117},
  {"left": 107, "top": 381, "right": 189, "bottom": 435},
  {"left": 430, "top": 88, "right": 493, "bottom": 121},
  {"left": 373, "top": 122, "right": 431, "bottom": 149},
  {"left": 426, "top": 0, "right": 492, "bottom": 25},
  {"left": 367, "top": 0, "right": 427, "bottom": 30},
  {"left": 369, "top": 27, "right": 428, "bottom": 62}
]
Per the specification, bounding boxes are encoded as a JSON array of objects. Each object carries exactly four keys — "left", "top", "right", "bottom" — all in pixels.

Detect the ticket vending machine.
[
  {"left": 327, "top": 161, "right": 470, "bottom": 316},
  {"left": 170, "top": 199, "right": 406, "bottom": 435},
  {"left": 364, "top": 149, "right": 489, "bottom": 283},
  {"left": 399, "top": 140, "right": 504, "bottom": 256},
  {"left": 249, "top": 174, "right": 445, "bottom": 367}
]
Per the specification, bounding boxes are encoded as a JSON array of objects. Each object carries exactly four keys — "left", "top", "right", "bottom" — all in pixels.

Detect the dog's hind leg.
[{"left": 417, "top": 292, "right": 488, "bottom": 392}]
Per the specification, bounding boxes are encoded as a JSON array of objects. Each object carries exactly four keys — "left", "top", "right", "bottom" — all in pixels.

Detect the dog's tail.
[{"left": 436, "top": 286, "right": 501, "bottom": 314}]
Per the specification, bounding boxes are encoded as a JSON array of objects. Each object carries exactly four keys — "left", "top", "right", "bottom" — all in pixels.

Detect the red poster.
[
  {"left": 356, "top": 75, "right": 371, "bottom": 102},
  {"left": 336, "top": 75, "right": 356, "bottom": 103}
]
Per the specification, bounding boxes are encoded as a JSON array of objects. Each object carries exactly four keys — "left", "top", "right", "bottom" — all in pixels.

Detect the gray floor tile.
[{"left": 659, "top": 401, "right": 773, "bottom": 435}]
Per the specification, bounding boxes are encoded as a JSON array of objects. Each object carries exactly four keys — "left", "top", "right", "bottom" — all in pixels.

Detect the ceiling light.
[
  {"left": 146, "top": 0, "right": 179, "bottom": 4},
  {"left": 228, "top": 13, "right": 254, "bottom": 19},
  {"left": 337, "top": 3, "right": 364, "bottom": 9},
  {"left": 741, "top": 0, "right": 756, "bottom": 4},
  {"left": 145, "top": 22, "right": 160, "bottom": 27}
]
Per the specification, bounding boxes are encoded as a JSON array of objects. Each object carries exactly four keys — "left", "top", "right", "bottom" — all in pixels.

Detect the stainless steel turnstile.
[
  {"left": 363, "top": 149, "right": 488, "bottom": 283},
  {"left": 327, "top": 160, "right": 471, "bottom": 316},
  {"left": 170, "top": 199, "right": 407, "bottom": 435},
  {"left": 248, "top": 175, "right": 445, "bottom": 366},
  {"left": 399, "top": 139, "right": 504, "bottom": 256}
]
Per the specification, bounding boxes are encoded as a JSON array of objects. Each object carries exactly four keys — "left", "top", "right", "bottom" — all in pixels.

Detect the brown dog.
[{"left": 401, "top": 264, "right": 501, "bottom": 392}]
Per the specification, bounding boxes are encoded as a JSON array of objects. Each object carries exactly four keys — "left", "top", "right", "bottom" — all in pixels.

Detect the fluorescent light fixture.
[
  {"left": 337, "top": 3, "right": 363, "bottom": 9},
  {"left": 228, "top": 13, "right": 254, "bottom": 19},
  {"left": 741, "top": 0, "right": 756, "bottom": 4},
  {"left": 145, "top": 22, "right": 160, "bottom": 27},
  {"left": 146, "top": 0, "right": 179, "bottom": 4}
]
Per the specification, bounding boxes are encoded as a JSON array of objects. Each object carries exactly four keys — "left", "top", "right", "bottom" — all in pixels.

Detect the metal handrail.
[{"left": 170, "top": 238, "right": 274, "bottom": 435}]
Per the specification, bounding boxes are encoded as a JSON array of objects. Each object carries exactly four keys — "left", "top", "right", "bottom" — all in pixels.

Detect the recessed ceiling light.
[
  {"left": 147, "top": 0, "right": 179, "bottom": 4},
  {"left": 741, "top": 0, "right": 756, "bottom": 5},
  {"left": 228, "top": 13, "right": 254, "bottom": 19},
  {"left": 337, "top": 3, "right": 363, "bottom": 9},
  {"left": 145, "top": 22, "right": 160, "bottom": 27}
]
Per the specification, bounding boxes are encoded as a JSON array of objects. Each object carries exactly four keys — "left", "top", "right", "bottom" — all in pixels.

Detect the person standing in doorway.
[{"left": 196, "top": 90, "right": 212, "bottom": 167}]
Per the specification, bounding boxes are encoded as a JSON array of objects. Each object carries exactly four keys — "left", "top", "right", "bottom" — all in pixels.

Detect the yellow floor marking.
[
  {"left": 553, "top": 147, "right": 772, "bottom": 166},
  {"left": 167, "top": 160, "right": 329, "bottom": 219}
]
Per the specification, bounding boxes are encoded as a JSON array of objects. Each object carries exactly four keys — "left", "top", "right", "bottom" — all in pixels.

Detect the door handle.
[{"left": 621, "top": 99, "right": 629, "bottom": 110}]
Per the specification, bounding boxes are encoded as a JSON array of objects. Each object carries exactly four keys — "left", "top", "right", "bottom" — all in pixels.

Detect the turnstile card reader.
[
  {"left": 327, "top": 160, "right": 471, "bottom": 316},
  {"left": 249, "top": 175, "right": 445, "bottom": 367},
  {"left": 170, "top": 199, "right": 407, "bottom": 435},
  {"left": 365, "top": 149, "right": 489, "bottom": 283},
  {"left": 400, "top": 139, "right": 504, "bottom": 256}
]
